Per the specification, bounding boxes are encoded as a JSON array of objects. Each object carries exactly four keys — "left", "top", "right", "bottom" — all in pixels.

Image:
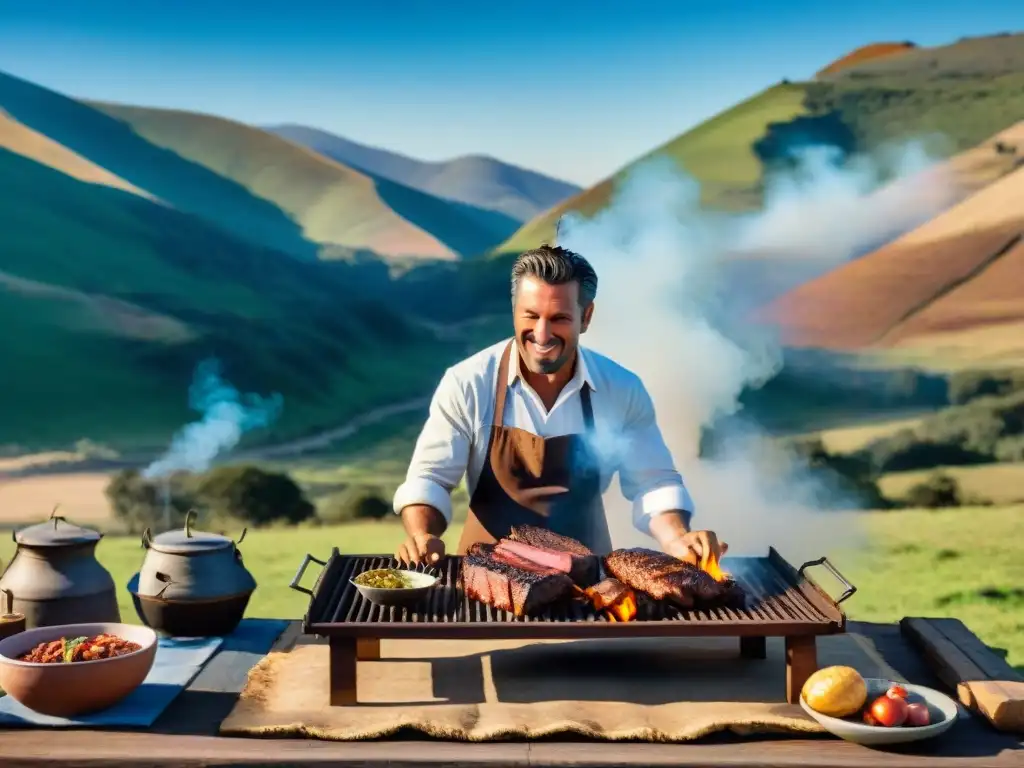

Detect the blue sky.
[{"left": 1, "top": 1, "right": 1020, "bottom": 186}]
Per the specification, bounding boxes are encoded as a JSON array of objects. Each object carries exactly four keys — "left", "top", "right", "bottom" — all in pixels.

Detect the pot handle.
[
  {"left": 1, "top": 588, "right": 13, "bottom": 615},
  {"left": 289, "top": 553, "right": 327, "bottom": 597},
  {"left": 184, "top": 509, "right": 198, "bottom": 537},
  {"left": 49, "top": 504, "right": 69, "bottom": 529},
  {"left": 235, "top": 527, "right": 248, "bottom": 546},
  {"left": 141, "top": 528, "right": 153, "bottom": 549},
  {"left": 153, "top": 571, "right": 175, "bottom": 599}
]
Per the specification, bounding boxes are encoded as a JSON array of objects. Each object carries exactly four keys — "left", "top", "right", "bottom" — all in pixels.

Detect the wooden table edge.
[{"left": 0, "top": 617, "right": 1020, "bottom": 767}]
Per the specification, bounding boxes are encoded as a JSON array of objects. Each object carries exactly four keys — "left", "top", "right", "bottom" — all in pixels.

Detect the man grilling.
[{"left": 393, "top": 244, "right": 726, "bottom": 567}]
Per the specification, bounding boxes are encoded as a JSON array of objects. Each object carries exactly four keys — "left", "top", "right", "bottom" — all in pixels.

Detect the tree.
[
  {"left": 106, "top": 469, "right": 195, "bottom": 533},
  {"left": 195, "top": 465, "right": 315, "bottom": 525},
  {"left": 318, "top": 485, "right": 392, "bottom": 524},
  {"left": 105, "top": 465, "right": 314, "bottom": 530},
  {"left": 904, "top": 473, "right": 962, "bottom": 509}
]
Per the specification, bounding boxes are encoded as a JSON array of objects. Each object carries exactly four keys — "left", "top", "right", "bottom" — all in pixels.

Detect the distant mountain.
[
  {"left": 815, "top": 42, "right": 917, "bottom": 77},
  {"left": 0, "top": 68, "right": 511, "bottom": 452},
  {"left": 265, "top": 124, "right": 580, "bottom": 222},
  {"left": 89, "top": 103, "right": 521, "bottom": 261},
  {"left": 496, "top": 32, "right": 1024, "bottom": 255}
]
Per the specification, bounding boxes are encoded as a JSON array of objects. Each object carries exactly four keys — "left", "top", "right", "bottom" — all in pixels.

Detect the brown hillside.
[
  {"left": 816, "top": 42, "right": 917, "bottom": 77},
  {"left": 763, "top": 161, "right": 1024, "bottom": 350},
  {"left": 0, "top": 111, "right": 153, "bottom": 199},
  {"left": 760, "top": 227, "right": 1018, "bottom": 349},
  {"left": 881, "top": 235, "right": 1024, "bottom": 344}
]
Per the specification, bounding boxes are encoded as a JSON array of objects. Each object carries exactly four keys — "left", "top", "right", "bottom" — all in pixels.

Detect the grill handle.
[
  {"left": 288, "top": 553, "right": 327, "bottom": 597},
  {"left": 798, "top": 556, "right": 857, "bottom": 605}
]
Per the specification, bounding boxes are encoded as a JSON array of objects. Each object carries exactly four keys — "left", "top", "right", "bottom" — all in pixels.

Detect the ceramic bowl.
[
  {"left": 800, "top": 677, "right": 960, "bottom": 746},
  {"left": 0, "top": 622, "right": 157, "bottom": 717},
  {"left": 350, "top": 569, "right": 438, "bottom": 608}
]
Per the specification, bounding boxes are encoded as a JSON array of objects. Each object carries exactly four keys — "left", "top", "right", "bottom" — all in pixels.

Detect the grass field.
[
  {"left": 811, "top": 415, "right": 926, "bottom": 453},
  {"left": 2, "top": 506, "right": 1019, "bottom": 671},
  {"left": 879, "top": 462, "right": 1024, "bottom": 506}
]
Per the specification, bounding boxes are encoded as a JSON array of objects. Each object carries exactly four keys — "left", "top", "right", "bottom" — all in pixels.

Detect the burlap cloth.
[{"left": 220, "top": 626, "right": 904, "bottom": 742}]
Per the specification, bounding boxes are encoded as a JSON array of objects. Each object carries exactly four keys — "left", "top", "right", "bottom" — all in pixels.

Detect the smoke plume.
[
  {"left": 559, "top": 142, "right": 954, "bottom": 563},
  {"left": 142, "top": 359, "right": 283, "bottom": 479}
]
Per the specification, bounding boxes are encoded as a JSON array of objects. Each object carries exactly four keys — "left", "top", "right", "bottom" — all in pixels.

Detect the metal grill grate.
[{"left": 300, "top": 548, "right": 848, "bottom": 637}]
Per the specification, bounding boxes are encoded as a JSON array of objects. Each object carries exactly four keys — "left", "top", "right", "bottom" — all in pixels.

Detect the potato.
[{"left": 801, "top": 666, "right": 868, "bottom": 717}]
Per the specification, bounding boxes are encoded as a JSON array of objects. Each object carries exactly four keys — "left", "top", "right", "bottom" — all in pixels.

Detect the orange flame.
[
  {"left": 574, "top": 584, "right": 639, "bottom": 622},
  {"left": 702, "top": 551, "right": 729, "bottom": 582},
  {"left": 607, "top": 591, "right": 637, "bottom": 622}
]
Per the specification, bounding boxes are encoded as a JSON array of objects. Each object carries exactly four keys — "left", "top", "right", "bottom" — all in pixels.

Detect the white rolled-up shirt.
[{"left": 393, "top": 338, "right": 695, "bottom": 532}]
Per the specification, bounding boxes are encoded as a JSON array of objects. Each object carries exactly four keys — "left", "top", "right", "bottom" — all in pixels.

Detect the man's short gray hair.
[{"left": 510, "top": 245, "right": 598, "bottom": 308}]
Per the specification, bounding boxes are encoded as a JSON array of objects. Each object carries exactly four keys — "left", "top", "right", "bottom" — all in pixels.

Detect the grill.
[{"left": 290, "top": 547, "right": 856, "bottom": 706}]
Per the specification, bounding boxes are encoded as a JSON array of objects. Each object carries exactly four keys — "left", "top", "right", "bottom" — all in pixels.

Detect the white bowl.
[
  {"left": 350, "top": 568, "right": 439, "bottom": 608},
  {"left": 800, "top": 678, "right": 960, "bottom": 746}
]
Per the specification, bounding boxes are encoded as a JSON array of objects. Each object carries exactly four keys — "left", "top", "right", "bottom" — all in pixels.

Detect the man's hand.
[
  {"left": 396, "top": 532, "right": 446, "bottom": 566},
  {"left": 662, "top": 530, "right": 728, "bottom": 568}
]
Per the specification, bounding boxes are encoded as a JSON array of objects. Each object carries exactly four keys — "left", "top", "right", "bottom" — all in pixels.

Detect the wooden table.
[{"left": 0, "top": 620, "right": 1021, "bottom": 767}]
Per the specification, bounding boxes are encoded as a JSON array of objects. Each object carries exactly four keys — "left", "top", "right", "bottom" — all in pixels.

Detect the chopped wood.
[{"left": 901, "top": 617, "right": 1024, "bottom": 733}]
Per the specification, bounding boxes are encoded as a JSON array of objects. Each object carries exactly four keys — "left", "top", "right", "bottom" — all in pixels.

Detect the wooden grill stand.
[{"left": 292, "top": 550, "right": 855, "bottom": 708}]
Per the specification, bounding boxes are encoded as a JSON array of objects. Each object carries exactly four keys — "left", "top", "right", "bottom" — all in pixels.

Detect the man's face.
[{"left": 513, "top": 276, "right": 594, "bottom": 375}]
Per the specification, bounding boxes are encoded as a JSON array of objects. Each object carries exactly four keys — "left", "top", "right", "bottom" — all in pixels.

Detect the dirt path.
[
  {"left": 0, "top": 315, "right": 502, "bottom": 522},
  {"left": 0, "top": 395, "right": 432, "bottom": 523}
]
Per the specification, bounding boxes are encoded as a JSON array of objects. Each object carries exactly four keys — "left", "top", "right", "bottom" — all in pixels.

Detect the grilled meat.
[
  {"left": 505, "top": 525, "right": 600, "bottom": 586},
  {"left": 508, "top": 524, "right": 592, "bottom": 556},
  {"left": 604, "top": 548, "right": 726, "bottom": 609},
  {"left": 582, "top": 578, "right": 631, "bottom": 611},
  {"left": 463, "top": 544, "right": 573, "bottom": 616}
]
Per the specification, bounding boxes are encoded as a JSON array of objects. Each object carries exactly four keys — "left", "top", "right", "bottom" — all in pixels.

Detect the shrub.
[
  {"left": 196, "top": 465, "right": 315, "bottom": 526},
  {"left": 859, "top": 390, "right": 1024, "bottom": 471},
  {"left": 784, "top": 437, "right": 890, "bottom": 509},
  {"left": 948, "top": 369, "right": 1024, "bottom": 404},
  {"left": 904, "top": 473, "right": 962, "bottom": 509},
  {"left": 106, "top": 465, "right": 314, "bottom": 531},
  {"left": 318, "top": 485, "right": 393, "bottom": 524}
]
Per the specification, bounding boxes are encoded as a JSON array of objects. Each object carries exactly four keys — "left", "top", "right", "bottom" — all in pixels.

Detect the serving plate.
[{"left": 800, "top": 678, "right": 960, "bottom": 745}]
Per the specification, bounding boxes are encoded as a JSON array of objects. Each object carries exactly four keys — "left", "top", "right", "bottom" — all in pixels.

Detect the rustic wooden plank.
[
  {"left": 901, "top": 617, "right": 1024, "bottom": 733},
  {"left": 900, "top": 618, "right": 984, "bottom": 704},
  {"left": 0, "top": 620, "right": 1019, "bottom": 766},
  {"left": 527, "top": 740, "right": 1024, "bottom": 767},
  {"left": 0, "top": 730, "right": 1019, "bottom": 767},
  {"left": 928, "top": 618, "right": 1024, "bottom": 682}
]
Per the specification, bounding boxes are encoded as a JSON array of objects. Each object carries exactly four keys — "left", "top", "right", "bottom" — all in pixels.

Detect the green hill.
[
  {"left": 497, "top": 32, "right": 1024, "bottom": 255},
  {"left": 90, "top": 102, "right": 519, "bottom": 261},
  {"left": 0, "top": 146, "right": 457, "bottom": 453},
  {"left": 498, "top": 83, "right": 810, "bottom": 254}
]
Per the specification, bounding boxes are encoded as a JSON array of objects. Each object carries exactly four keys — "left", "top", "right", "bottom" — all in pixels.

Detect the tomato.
[
  {"left": 905, "top": 702, "right": 931, "bottom": 727},
  {"left": 870, "top": 693, "right": 909, "bottom": 727},
  {"left": 886, "top": 684, "right": 909, "bottom": 700},
  {"left": 863, "top": 710, "right": 880, "bottom": 726}
]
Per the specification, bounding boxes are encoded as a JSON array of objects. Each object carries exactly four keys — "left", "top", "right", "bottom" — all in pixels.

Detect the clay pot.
[{"left": 0, "top": 622, "right": 157, "bottom": 717}]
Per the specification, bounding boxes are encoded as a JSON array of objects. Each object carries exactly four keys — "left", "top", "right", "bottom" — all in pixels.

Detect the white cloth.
[{"left": 393, "top": 338, "right": 695, "bottom": 532}]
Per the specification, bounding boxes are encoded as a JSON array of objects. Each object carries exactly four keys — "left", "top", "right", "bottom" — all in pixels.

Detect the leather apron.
[{"left": 456, "top": 340, "right": 613, "bottom": 555}]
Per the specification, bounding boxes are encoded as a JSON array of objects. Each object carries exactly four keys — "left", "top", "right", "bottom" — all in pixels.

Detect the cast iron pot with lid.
[
  {"left": 128, "top": 509, "right": 256, "bottom": 637},
  {"left": 0, "top": 506, "right": 121, "bottom": 629}
]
